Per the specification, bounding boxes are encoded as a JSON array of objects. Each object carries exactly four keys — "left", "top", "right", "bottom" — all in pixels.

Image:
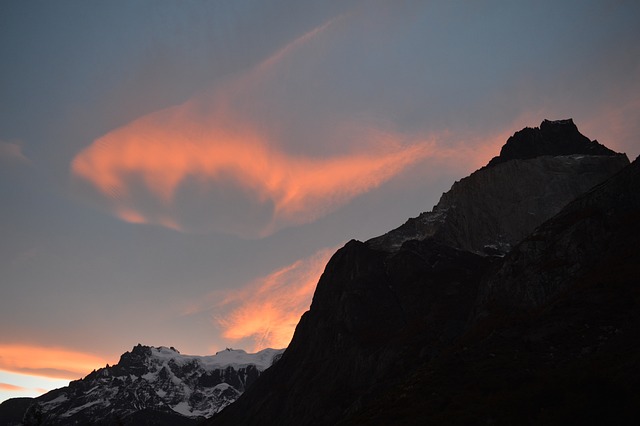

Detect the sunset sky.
[{"left": 1, "top": 0, "right": 639, "bottom": 402}]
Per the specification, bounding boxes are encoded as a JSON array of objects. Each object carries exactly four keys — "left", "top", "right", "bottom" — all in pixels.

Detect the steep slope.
[
  {"left": 17, "top": 345, "right": 282, "bottom": 425},
  {"left": 210, "top": 120, "right": 632, "bottom": 425},
  {"left": 213, "top": 239, "right": 493, "bottom": 425}
]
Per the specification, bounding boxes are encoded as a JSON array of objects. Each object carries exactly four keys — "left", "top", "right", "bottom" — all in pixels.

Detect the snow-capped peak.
[
  {"left": 22, "top": 345, "right": 285, "bottom": 424},
  {"left": 148, "top": 346, "right": 282, "bottom": 371}
]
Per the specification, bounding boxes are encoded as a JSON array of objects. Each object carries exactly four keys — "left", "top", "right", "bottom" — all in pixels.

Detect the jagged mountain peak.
[
  {"left": 487, "top": 118, "right": 618, "bottom": 167},
  {"left": 16, "top": 345, "right": 284, "bottom": 425}
]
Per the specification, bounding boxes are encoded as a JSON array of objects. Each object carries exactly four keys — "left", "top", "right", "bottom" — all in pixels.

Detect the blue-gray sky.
[{"left": 1, "top": 0, "right": 639, "bottom": 401}]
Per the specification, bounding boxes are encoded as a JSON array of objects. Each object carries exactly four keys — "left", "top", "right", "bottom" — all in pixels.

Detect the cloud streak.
[
  {"left": 0, "top": 344, "right": 109, "bottom": 380},
  {"left": 0, "top": 382, "right": 26, "bottom": 392}
]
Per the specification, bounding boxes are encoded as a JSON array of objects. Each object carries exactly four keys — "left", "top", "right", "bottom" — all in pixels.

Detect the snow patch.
[{"left": 149, "top": 347, "right": 283, "bottom": 371}]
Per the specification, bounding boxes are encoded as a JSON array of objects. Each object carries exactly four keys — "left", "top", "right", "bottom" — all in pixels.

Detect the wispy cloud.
[
  {"left": 0, "top": 344, "right": 109, "bottom": 380},
  {"left": 70, "top": 14, "right": 435, "bottom": 238},
  {"left": 0, "top": 382, "right": 26, "bottom": 392},
  {"left": 212, "top": 246, "right": 339, "bottom": 351}
]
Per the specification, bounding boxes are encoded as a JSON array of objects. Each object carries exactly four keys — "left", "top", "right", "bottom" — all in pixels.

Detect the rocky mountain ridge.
[
  {"left": 1, "top": 345, "right": 283, "bottom": 425},
  {"left": 210, "top": 119, "right": 639, "bottom": 425}
]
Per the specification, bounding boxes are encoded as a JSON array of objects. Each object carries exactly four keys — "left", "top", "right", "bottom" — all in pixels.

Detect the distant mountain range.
[
  {"left": 0, "top": 345, "right": 283, "bottom": 425},
  {"left": 3, "top": 118, "right": 638, "bottom": 425}
]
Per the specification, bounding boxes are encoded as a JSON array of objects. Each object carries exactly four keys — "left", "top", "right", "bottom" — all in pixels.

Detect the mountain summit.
[
  {"left": 210, "top": 120, "right": 638, "bottom": 425},
  {"left": 487, "top": 118, "right": 617, "bottom": 167}
]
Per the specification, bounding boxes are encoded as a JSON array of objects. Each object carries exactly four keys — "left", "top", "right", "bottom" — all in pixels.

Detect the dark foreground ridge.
[{"left": 210, "top": 120, "right": 638, "bottom": 425}]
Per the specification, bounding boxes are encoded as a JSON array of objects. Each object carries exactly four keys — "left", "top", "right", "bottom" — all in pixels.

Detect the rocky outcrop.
[
  {"left": 486, "top": 118, "right": 617, "bottom": 167},
  {"left": 19, "top": 345, "right": 283, "bottom": 425}
]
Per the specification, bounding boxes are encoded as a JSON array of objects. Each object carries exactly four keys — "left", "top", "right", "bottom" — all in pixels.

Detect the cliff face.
[
  {"left": 476, "top": 154, "right": 640, "bottom": 312},
  {"left": 210, "top": 120, "right": 638, "bottom": 425},
  {"left": 369, "top": 154, "right": 629, "bottom": 254}
]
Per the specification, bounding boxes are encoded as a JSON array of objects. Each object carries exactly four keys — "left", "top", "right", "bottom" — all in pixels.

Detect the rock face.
[
  {"left": 210, "top": 120, "right": 638, "bottom": 425},
  {"left": 17, "top": 345, "right": 283, "bottom": 425},
  {"left": 369, "top": 154, "right": 628, "bottom": 254},
  {"left": 477, "top": 152, "right": 640, "bottom": 312}
]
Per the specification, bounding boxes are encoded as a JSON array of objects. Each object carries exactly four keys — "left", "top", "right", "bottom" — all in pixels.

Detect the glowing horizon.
[{"left": 0, "top": 344, "right": 113, "bottom": 404}]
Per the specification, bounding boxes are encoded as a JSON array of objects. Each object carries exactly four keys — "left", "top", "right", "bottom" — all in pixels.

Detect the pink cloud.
[
  {"left": 70, "top": 15, "right": 436, "bottom": 237},
  {"left": 0, "top": 382, "right": 26, "bottom": 392},
  {"left": 213, "top": 246, "right": 339, "bottom": 351}
]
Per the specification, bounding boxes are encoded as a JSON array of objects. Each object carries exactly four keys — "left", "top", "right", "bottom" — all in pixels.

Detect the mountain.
[
  {"left": 0, "top": 398, "right": 33, "bottom": 426},
  {"left": 369, "top": 119, "right": 627, "bottom": 254},
  {"left": 7, "top": 345, "right": 283, "bottom": 425},
  {"left": 346, "top": 154, "right": 640, "bottom": 425},
  {"left": 209, "top": 120, "right": 638, "bottom": 425}
]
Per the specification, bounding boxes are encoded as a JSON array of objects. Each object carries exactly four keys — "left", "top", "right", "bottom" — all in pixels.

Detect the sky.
[{"left": 1, "top": 0, "right": 639, "bottom": 402}]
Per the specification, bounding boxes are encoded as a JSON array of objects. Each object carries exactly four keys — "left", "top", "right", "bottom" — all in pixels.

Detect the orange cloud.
[
  {"left": 214, "top": 246, "right": 338, "bottom": 351},
  {"left": 70, "top": 15, "right": 435, "bottom": 237},
  {"left": 0, "top": 344, "right": 110, "bottom": 380},
  {"left": 71, "top": 114, "right": 434, "bottom": 237},
  {"left": 0, "top": 382, "right": 26, "bottom": 392}
]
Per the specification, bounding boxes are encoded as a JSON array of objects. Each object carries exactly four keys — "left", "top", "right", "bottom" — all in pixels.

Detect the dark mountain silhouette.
[
  {"left": 486, "top": 118, "right": 617, "bottom": 167},
  {"left": 210, "top": 120, "right": 638, "bottom": 425},
  {"left": 0, "top": 398, "right": 33, "bottom": 426}
]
